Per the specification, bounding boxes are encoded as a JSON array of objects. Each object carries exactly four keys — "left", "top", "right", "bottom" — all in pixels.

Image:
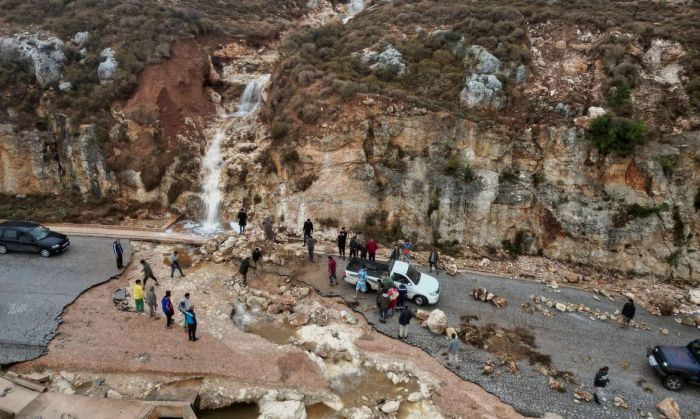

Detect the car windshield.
[
  {"left": 29, "top": 226, "right": 50, "bottom": 240},
  {"left": 406, "top": 265, "right": 421, "bottom": 284}
]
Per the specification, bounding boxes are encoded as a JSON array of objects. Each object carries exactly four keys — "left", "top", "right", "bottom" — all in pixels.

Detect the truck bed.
[{"left": 345, "top": 257, "right": 393, "bottom": 279}]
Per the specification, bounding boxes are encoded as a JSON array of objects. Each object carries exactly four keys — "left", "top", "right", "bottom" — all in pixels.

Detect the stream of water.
[
  {"left": 342, "top": 0, "right": 365, "bottom": 23},
  {"left": 198, "top": 74, "right": 270, "bottom": 233}
]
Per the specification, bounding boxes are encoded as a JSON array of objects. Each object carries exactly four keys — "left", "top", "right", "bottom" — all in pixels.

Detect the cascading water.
[
  {"left": 342, "top": 0, "right": 365, "bottom": 23},
  {"left": 198, "top": 74, "right": 270, "bottom": 232}
]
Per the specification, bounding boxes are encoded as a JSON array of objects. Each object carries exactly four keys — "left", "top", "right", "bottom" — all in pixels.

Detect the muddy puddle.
[
  {"left": 231, "top": 301, "right": 298, "bottom": 345},
  {"left": 161, "top": 246, "right": 194, "bottom": 268},
  {"left": 330, "top": 368, "right": 419, "bottom": 408},
  {"left": 197, "top": 403, "right": 259, "bottom": 419}
]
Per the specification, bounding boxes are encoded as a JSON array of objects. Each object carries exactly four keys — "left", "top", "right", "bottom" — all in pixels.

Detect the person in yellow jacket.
[{"left": 133, "top": 279, "right": 145, "bottom": 314}]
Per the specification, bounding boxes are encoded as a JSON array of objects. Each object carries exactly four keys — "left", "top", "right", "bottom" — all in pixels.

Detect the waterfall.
[
  {"left": 199, "top": 74, "right": 270, "bottom": 231},
  {"left": 234, "top": 74, "right": 270, "bottom": 116},
  {"left": 342, "top": 0, "right": 364, "bottom": 23}
]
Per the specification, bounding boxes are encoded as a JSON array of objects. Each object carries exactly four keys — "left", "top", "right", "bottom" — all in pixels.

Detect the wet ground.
[
  {"left": 302, "top": 257, "right": 700, "bottom": 419},
  {"left": 0, "top": 237, "right": 131, "bottom": 365}
]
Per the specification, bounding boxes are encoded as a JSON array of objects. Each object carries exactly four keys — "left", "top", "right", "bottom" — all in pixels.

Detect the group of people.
[
  {"left": 131, "top": 279, "right": 198, "bottom": 342},
  {"left": 334, "top": 226, "right": 379, "bottom": 261}
]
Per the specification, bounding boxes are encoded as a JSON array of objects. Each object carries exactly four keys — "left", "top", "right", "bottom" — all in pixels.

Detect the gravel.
[{"left": 315, "top": 259, "right": 700, "bottom": 419}]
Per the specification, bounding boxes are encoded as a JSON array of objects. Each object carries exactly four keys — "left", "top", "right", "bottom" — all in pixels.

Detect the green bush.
[
  {"left": 605, "top": 83, "right": 632, "bottom": 115},
  {"left": 271, "top": 120, "right": 289, "bottom": 139},
  {"left": 586, "top": 114, "right": 646, "bottom": 156}
]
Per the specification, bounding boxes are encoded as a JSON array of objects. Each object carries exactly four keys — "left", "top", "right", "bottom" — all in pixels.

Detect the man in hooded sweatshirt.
[
  {"left": 593, "top": 366, "right": 610, "bottom": 405},
  {"left": 378, "top": 290, "right": 390, "bottom": 323}
]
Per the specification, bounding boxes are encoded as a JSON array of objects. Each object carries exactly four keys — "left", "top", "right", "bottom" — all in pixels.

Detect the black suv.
[{"left": 0, "top": 221, "right": 70, "bottom": 257}]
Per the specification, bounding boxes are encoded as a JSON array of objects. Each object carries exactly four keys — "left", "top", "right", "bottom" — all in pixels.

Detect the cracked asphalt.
[
  {"left": 307, "top": 258, "right": 700, "bottom": 419},
  {"left": 0, "top": 237, "right": 130, "bottom": 365}
]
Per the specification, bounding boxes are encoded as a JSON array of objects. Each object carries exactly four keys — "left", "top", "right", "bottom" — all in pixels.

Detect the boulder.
[
  {"left": 259, "top": 400, "right": 307, "bottom": 419},
  {"left": 492, "top": 296, "right": 508, "bottom": 308},
  {"left": 407, "top": 392, "right": 423, "bottom": 402},
  {"left": 463, "top": 45, "right": 501, "bottom": 74},
  {"left": 549, "top": 378, "right": 565, "bottom": 393},
  {"left": 613, "top": 396, "right": 628, "bottom": 409},
  {"left": 482, "top": 365, "right": 494, "bottom": 375},
  {"left": 573, "top": 388, "right": 592, "bottom": 402},
  {"left": 426, "top": 309, "right": 448, "bottom": 335},
  {"left": 97, "top": 47, "right": 118, "bottom": 81},
  {"left": 555, "top": 303, "right": 567, "bottom": 312},
  {"left": 472, "top": 287, "right": 488, "bottom": 301},
  {"left": 289, "top": 312, "right": 309, "bottom": 327},
  {"left": 361, "top": 44, "right": 407, "bottom": 77},
  {"left": 689, "top": 288, "right": 700, "bottom": 305},
  {"left": 0, "top": 33, "right": 66, "bottom": 86},
  {"left": 246, "top": 295, "right": 270, "bottom": 310},
  {"left": 460, "top": 73, "right": 505, "bottom": 110},
  {"left": 479, "top": 258, "right": 491, "bottom": 267},
  {"left": 415, "top": 309, "right": 430, "bottom": 321},
  {"left": 380, "top": 400, "right": 400, "bottom": 414},
  {"left": 656, "top": 397, "right": 680, "bottom": 419}
]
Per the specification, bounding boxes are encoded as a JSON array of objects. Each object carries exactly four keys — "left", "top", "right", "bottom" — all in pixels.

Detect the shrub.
[
  {"left": 501, "top": 239, "right": 522, "bottom": 258},
  {"left": 282, "top": 149, "right": 299, "bottom": 164},
  {"left": 271, "top": 120, "right": 289, "bottom": 139},
  {"left": 613, "top": 202, "right": 668, "bottom": 227},
  {"left": 445, "top": 157, "right": 476, "bottom": 182},
  {"left": 299, "top": 103, "right": 321, "bottom": 123},
  {"left": 318, "top": 217, "right": 340, "bottom": 228},
  {"left": 586, "top": 114, "right": 646, "bottom": 156},
  {"left": 605, "top": 83, "right": 632, "bottom": 115}
]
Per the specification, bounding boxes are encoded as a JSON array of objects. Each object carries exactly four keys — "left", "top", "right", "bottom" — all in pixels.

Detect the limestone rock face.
[
  {"left": 0, "top": 32, "right": 66, "bottom": 86},
  {"left": 460, "top": 74, "right": 505, "bottom": 109},
  {"left": 361, "top": 44, "right": 407, "bottom": 76},
  {"left": 97, "top": 48, "right": 118, "bottom": 81}
]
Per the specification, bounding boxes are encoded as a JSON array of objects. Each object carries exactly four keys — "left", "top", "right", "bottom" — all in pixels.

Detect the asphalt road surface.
[
  {"left": 0, "top": 237, "right": 131, "bottom": 365},
  {"left": 311, "top": 258, "right": 700, "bottom": 419}
]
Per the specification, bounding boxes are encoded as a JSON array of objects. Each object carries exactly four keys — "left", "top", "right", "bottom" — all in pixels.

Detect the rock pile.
[{"left": 472, "top": 287, "right": 508, "bottom": 308}]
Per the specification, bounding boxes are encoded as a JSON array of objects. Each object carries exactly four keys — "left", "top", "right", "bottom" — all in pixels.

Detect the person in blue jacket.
[{"left": 185, "top": 305, "right": 198, "bottom": 342}]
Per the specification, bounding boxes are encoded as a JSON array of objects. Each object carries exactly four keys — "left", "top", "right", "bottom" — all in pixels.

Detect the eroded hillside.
[{"left": 0, "top": 0, "right": 699, "bottom": 281}]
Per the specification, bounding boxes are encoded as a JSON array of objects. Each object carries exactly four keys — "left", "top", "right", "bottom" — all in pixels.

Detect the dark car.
[
  {"left": 647, "top": 339, "right": 700, "bottom": 391},
  {"left": 0, "top": 221, "right": 70, "bottom": 258}
]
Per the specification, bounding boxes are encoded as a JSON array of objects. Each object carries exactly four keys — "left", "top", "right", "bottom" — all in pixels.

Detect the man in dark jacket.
[
  {"left": 141, "top": 259, "right": 159, "bottom": 288},
  {"left": 112, "top": 239, "right": 124, "bottom": 269},
  {"left": 162, "top": 290, "right": 175, "bottom": 328},
  {"left": 237, "top": 208, "right": 248, "bottom": 234},
  {"left": 303, "top": 219, "right": 313, "bottom": 245},
  {"left": 429, "top": 248, "right": 439, "bottom": 273},
  {"left": 398, "top": 307, "right": 413, "bottom": 339},
  {"left": 307, "top": 236, "right": 316, "bottom": 262},
  {"left": 397, "top": 281, "right": 408, "bottom": 308},
  {"left": 593, "top": 366, "right": 609, "bottom": 404},
  {"left": 337, "top": 227, "right": 348, "bottom": 259},
  {"left": 252, "top": 247, "right": 262, "bottom": 269},
  {"left": 620, "top": 298, "right": 635, "bottom": 328},
  {"left": 349, "top": 235, "right": 358, "bottom": 258},
  {"left": 239, "top": 257, "right": 255, "bottom": 286}
]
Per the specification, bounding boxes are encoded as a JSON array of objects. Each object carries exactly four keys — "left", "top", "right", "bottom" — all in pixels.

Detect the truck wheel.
[
  {"left": 663, "top": 375, "right": 685, "bottom": 391},
  {"left": 0, "top": 245, "right": 7, "bottom": 254},
  {"left": 40, "top": 249, "right": 51, "bottom": 258},
  {"left": 413, "top": 295, "right": 428, "bottom": 306}
]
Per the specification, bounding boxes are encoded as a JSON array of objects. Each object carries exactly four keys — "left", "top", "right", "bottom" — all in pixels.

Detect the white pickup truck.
[{"left": 343, "top": 257, "right": 440, "bottom": 306}]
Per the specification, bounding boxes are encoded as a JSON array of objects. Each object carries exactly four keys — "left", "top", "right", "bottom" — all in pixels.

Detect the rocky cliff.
[{"left": 0, "top": 0, "right": 699, "bottom": 281}]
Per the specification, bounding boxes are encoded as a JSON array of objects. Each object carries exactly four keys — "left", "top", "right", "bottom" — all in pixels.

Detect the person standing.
[
  {"left": 397, "top": 280, "right": 408, "bottom": 308},
  {"left": 162, "top": 290, "right": 175, "bottom": 328},
  {"left": 398, "top": 307, "right": 413, "bottom": 339},
  {"left": 357, "top": 233, "right": 367, "bottom": 259},
  {"left": 170, "top": 251, "right": 185, "bottom": 278},
  {"left": 620, "top": 298, "right": 635, "bottom": 328},
  {"left": 262, "top": 218, "right": 275, "bottom": 242},
  {"left": 349, "top": 234, "right": 358, "bottom": 259},
  {"left": 145, "top": 286, "right": 157, "bottom": 318},
  {"left": 429, "top": 248, "right": 439, "bottom": 273},
  {"left": 367, "top": 238, "right": 378, "bottom": 261},
  {"left": 303, "top": 219, "right": 313, "bottom": 245},
  {"left": 140, "top": 259, "right": 159, "bottom": 288},
  {"left": 185, "top": 306, "right": 198, "bottom": 342},
  {"left": 355, "top": 265, "right": 368, "bottom": 299},
  {"left": 179, "top": 293, "right": 191, "bottom": 331},
  {"left": 337, "top": 227, "right": 348, "bottom": 259},
  {"left": 389, "top": 243, "right": 400, "bottom": 261},
  {"left": 237, "top": 208, "right": 248, "bottom": 234},
  {"left": 328, "top": 256, "right": 338, "bottom": 286},
  {"left": 133, "top": 279, "right": 145, "bottom": 314},
  {"left": 402, "top": 239, "right": 412, "bottom": 263},
  {"left": 378, "top": 290, "right": 389, "bottom": 323},
  {"left": 239, "top": 257, "right": 255, "bottom": 286},
  {"left": 382, "top": 272, "right": 393, "bottom": 291},
  {"left": 252, "top": 247, "right": 262, "bottom": 270},
  {"left": 448, "top": 333, "right": 459, "bottom": 367},
  {"left": 112, "top": 239, "right": 124, "bottom": 269},
  {"left": 307, "top": 235, "right": 315, "bottom": 262},
  {"left": 593, "top": 366, "right": 610, "bottom": 405},
  {"left": 387, "top": 286, "right": 398, "bottom": 316}
]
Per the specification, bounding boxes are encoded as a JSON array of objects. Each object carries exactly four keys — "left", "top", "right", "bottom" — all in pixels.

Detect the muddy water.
[
  {"left": 307, "top": 403, "right": 340, "bottom": 418},
  {"left": 197, "top": 403, "right": 259, "bottom": 419},
  {"left": 245, "top": 318, "right": 298, "bottom": 345},
  {"left": 161, "top": 247, "right": 194, "bottom": 268},
  {"left": 331, "top": 368, "right": 419, "bottom": 407}
]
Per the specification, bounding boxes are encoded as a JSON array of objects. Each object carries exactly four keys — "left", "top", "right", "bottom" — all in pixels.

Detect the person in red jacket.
[
  {"left": 327, "top": 256, "right": 338, "bottom": 286},
  {"left": 367, "top": 238, "right": 378, "bottom": 261}
]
